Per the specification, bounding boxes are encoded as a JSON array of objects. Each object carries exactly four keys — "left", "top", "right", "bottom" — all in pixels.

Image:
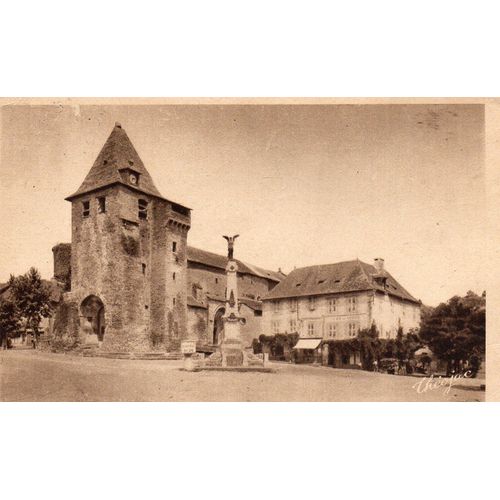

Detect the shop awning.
[{"left": 293, "top": 338, "right": 322, "bottom": 350}]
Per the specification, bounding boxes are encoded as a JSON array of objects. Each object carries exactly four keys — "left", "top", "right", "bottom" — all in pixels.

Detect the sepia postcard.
[{"left": 0, "top": 98, "right": 494, "bottom": 402}]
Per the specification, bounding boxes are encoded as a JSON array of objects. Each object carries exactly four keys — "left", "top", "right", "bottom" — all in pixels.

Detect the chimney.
[{"left": 373, "top": 258, "right": 385, "bottom": 273}]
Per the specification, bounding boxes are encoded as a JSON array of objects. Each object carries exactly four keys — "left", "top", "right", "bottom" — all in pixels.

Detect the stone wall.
[
  {"left": 239, "top": 303, "right": 262, "bottom": 348},
  {"left": 163, "top": 214, "right": 190, "bottom": 351},
  {"left": 52, "top": 243, "right": 72, "bottom": 290},
  {"left": 70, "top": 184, "right": 190, "bottom": 353},
  {"left": 187, "top": 306, "right": 209, "bottom": 344},
  {"left": 48, "top": 294, "right": 80, "bottom": 349}
]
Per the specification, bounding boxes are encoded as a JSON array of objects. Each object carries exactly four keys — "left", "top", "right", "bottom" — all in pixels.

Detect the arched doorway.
[
  {"left": 80, "top": 295, "right": 105, "bottom": 342},
  {"left": 213, "top": 307, "right": 225, "bottom": 345}
]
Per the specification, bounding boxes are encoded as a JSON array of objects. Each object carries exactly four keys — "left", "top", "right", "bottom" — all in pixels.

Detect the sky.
[{"left": 0, "top": 103, "right": 485, "bottom": 306}]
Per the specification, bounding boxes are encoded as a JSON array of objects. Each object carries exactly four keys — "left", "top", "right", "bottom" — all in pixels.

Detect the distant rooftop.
[{"left": 187, "top": 246, "right": 285, "bottom": 283}]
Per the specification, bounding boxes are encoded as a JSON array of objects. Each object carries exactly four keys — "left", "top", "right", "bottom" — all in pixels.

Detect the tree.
[
  {"left": 0, "top": 299, "right": 21, "bottom": 349},
  {"left": 8, "top": 268, "right": 52, "bottom": 346},
  {"left": 255, "top": 333, "right": 299, "bottom": 360},
  {"left": 419, "top": 290, "right": 485, "bottom": 376},
  {"left": 357, "top": 324, "right": 380, "bottom": 370}
]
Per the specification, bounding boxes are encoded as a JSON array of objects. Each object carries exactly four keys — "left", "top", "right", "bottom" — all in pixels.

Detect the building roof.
[
  {"left": 187, "top": 246, "right": 284, "bottom": 283},
  {"left": 66, "top": 123, "right": 165, "bottom": 201},
  {"left": 262, "top": 259, "right": 419, "bottom": 304}
]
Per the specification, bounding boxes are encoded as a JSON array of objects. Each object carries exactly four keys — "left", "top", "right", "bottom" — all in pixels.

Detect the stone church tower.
[{"left": 65, "top": 123, "right": 191, "bottom": 352}]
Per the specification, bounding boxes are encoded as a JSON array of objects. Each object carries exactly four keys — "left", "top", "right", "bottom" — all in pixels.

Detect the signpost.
[{"left": 181, "top": 340, "right": 197, "bottom": 371}]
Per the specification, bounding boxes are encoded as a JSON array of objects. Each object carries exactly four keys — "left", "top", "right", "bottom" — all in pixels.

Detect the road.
[{"left": 0, "top": 349, "right": 484, "bottom": 402}]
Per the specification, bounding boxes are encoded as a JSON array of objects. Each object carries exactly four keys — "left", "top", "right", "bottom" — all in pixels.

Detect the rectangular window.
[
  {"left": 172, "top": 241, "right": 177, "bottom": 252},
  {"left": 272, "top": 320, "right": 280, "bottom": 334},
  {"left": 138, "top": 199, "right": 148, "bottom": 219},
  {"left": 328, "top": 298, "right": 337, "bottom": 313},
  {"left": 273, "top": 300, "right": 281, "bottom": 313},
  {"left": 82, "top": 200, "right": 90, "bottom": 217},
  {"left": 289, "top": 298, "right": 297, "bottom": 312},
  {"left": 172, "top": 272, "right": 176, "bottom": 281},
  {"left": 348, "top": 296, "right": 357, "bottom": 312},
  {"left": 308, "top": 297, "right": 316, "bottom": 311},
  {"left": 173, "top": 298, "right": 176, "bottom": 306},
  {"left": 307, "top": 322, "right": 315, "bottom": 337},
  {"left": 348, "top": 323, "right": 358, "bottom": 337},
  {"left": 142, "top": 263, "right": 146, "bottom": 275},
  {"left": 289, "top": 319, "right": 297, "bottom": 332},
  {"left": 327, "top": 323, "right": 336, "bottom": 338},
  {"left": 97, "top": 196, "right": 106, "bottom": 213}
]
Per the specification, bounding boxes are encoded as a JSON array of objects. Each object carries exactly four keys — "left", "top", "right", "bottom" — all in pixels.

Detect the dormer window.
[
  {"left": 82, "top": 200, "right": 90, "bottom": 217},
  {"left": 138, "top": 199, "right": 148, "bottom": 219},
  {"left": 118, "top": 167, "right": 141, "bottom": 186}
]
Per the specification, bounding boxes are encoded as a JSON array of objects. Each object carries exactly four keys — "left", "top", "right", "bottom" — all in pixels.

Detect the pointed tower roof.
[{"left": 66, "top": 123, "right": 164, "bottom": 201}]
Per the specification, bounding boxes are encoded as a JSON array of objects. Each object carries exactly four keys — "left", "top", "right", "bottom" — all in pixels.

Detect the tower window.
[
  {"left": 172, "top": 272, "right": 176, "bottom": 281},
  {"left": 97, "top": 197, "right": 106, "bottom": 213},
  {"left": 138, "top": 199, "right": 148, "bottom": 219},
  {"left": 142, "top": 263, "right": 146, "bottom": 275},
  {"left": 82, "top": 201, "right": 90, "bottom": 217},
  {"left": 173, "top": 298, "right": 176, "bottom": 306},
  {"left": 172, "top": 241, "right": 177, "bottom": 252}
]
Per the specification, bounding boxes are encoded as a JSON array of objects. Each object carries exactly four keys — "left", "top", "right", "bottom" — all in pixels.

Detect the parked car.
[{"left": 379, "top": 358, "right": 399, "bottom": 375}]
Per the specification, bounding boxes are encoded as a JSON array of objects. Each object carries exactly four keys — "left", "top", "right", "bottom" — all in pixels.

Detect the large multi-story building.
[{"left": 261, "top": 258, "right": 421, "bottom": 362}]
